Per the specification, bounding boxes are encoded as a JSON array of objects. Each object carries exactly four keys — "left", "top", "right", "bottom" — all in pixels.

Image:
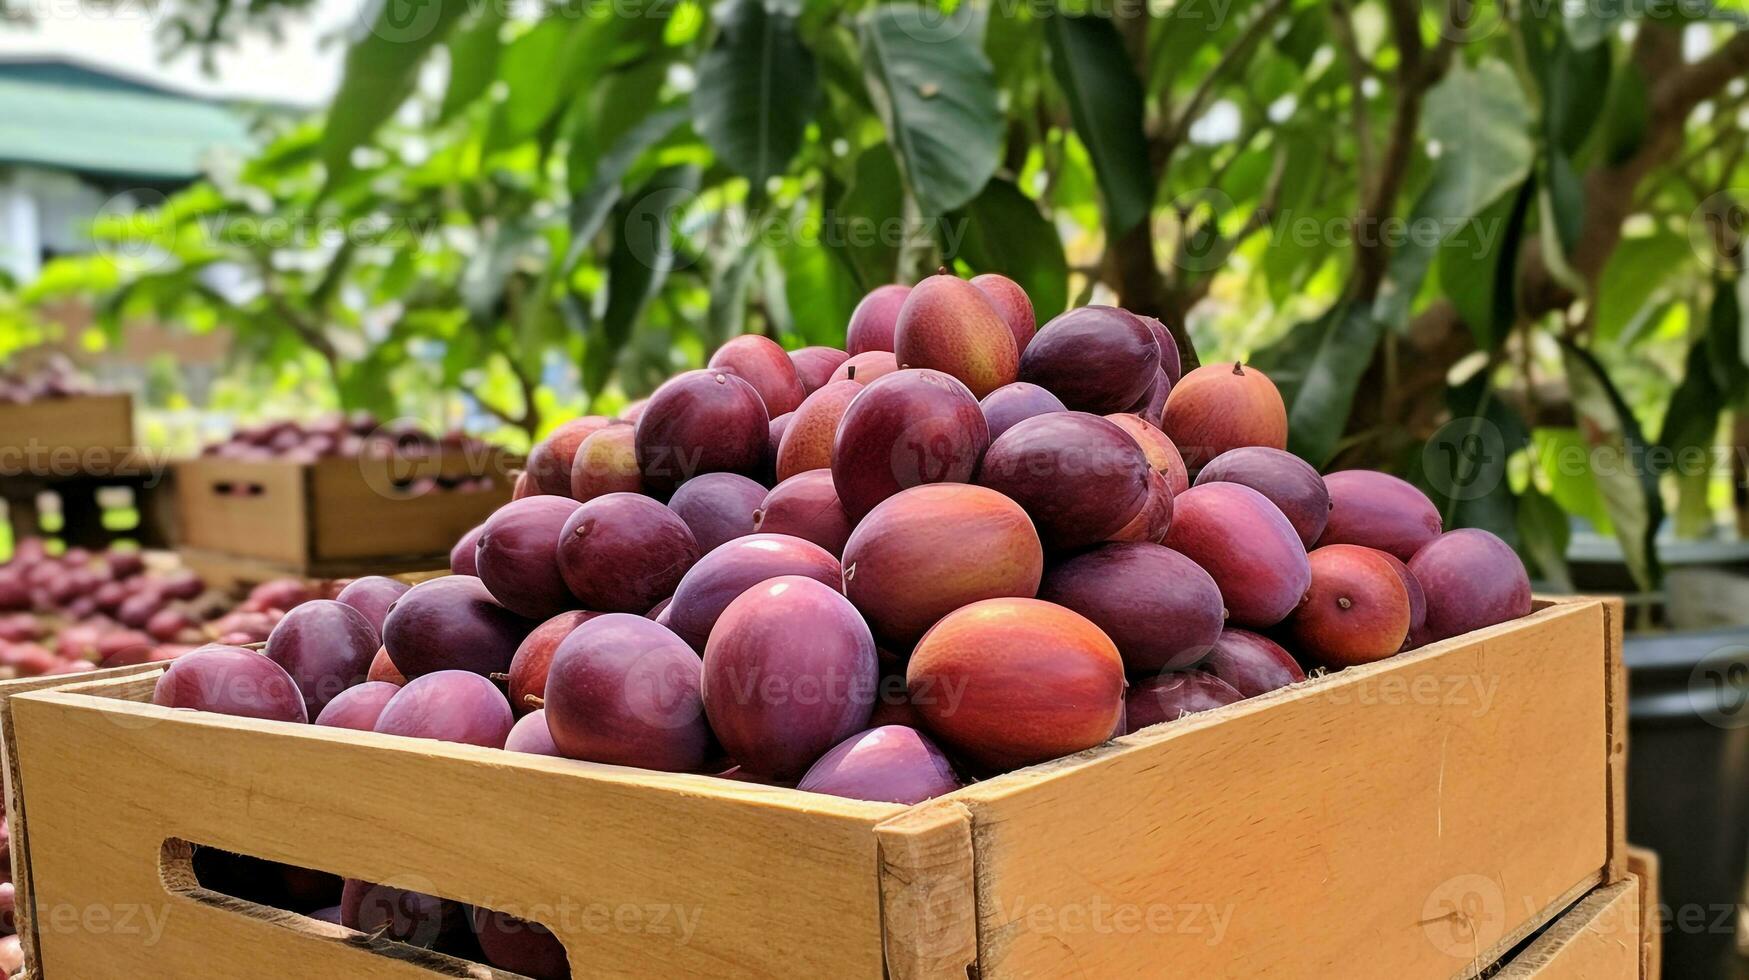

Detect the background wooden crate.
[
  {"left": 0, "top": 395, "right": 135, "bottom": 474},
  {"left": 172, "top": 452, "right": 517, "bottom": 583},
  {"left": 1494, "top": 876, "right": 1648, "bottom": 979},
  {"left": 0, "top": 597, "right": 1623, "bottom": 978}
]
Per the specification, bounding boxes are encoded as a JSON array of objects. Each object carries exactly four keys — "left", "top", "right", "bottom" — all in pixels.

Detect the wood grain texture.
[
  {"left": 1494, "top": 879, "right": 1641, "bottom": 979},
  {"left": 309, "top": 454, "right": 514, "bottom": 562},
  {"left": 173, "top": 459, "right": 308, "bottom": 565},
  {"left": 1603, "top": 596, "right": 1629, "bottom": 886},
  {"left": 0, "top": 663, "right": 166, "bottom": 972},
  {"left": 1627, "top": 847, "right": 1661, "bottom": 980},
  {"left": 12, "top": 691, "right": 897, "bottom": 979},
  {"left": 876, "top": 802, "right": 977, "bottom": 980},
  {"left": 0, "top": 394, "right": 134, "bottom": 467},
  {"left": 947, "top": 599, "right": 1613, "bottom": 980}
]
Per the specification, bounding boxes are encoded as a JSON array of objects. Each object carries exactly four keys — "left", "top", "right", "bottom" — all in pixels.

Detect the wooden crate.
[
  {"left": 171, "top": 452, "right": 517, "bottom": 582},
  {"left": 0, "top": 395, "right": 135, "bottom": 477},
  {"left": 1493, "top": 876, "right": 1647, "bottom": 979},
  {"left": 0, "top": 596, "right": 1624, "bottom": 979}
]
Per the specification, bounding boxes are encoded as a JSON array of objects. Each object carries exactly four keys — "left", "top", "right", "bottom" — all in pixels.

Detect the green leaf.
[
  {"left": 1544, "top": 150, "right": 1586, "bottom": 259},
  {"left": 588, "top": 165, "right": 701, "bottom": 393},
  {"left": 1533, "top": 427, "right": 1614, "bottom": 535},
  {"left": 1560, "top": 340, "right": 1664, "bottom": 588},
  {"left": 859, "top": 4, "right": 1003, "bottom": 217},
  {"left": 1517, "top": 485, "right": 1574, "bottom": 591},
  {"left": 1375, "top": 59, "right": 1535, "bottom": 326},
  {"left": 1439, "top": 177, "right": 1534, "bottom": 350},
  {"left": 439, "top": 3, "right": 507, "bottom": 122},
  {"left": 944, "top": 178, "right": 1069, "bottom": 325},
  {"left": 693, "top": 0, "right": 820, "bottom": 184},
  {"left": 1545, "top": 34, "right": 1612, "bottom": 156},
  {"left": 829, "top": 146, "right": 906, "bottom": 291},
  {"left": 1416, "top": 370, "right": 1529, "bottom": 544},
  {"left": 1661, "top": 317, "right": 1725, "bottom": 537},
  {"left": 1594, "top": 227, "right": 1692, "bottom": 341},
  {"left": 564, "top": 106, "right": 691, "bottom": 269},
  {"left": 1705, "top": 275, "right": 1749, "bottom": 394},
  {"left": 1250, "top": 302, "right": 1387, "bottom": 467},
  {"left": 321, "top": 0, "right": 470, "bottom": 186},
  {"left": 1043, "top": 11, "right": 1153, "bottom": 235}
]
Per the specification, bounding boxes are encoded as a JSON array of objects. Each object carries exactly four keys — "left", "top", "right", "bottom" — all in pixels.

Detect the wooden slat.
[
  {"left": 0, "top": 394, "right": 134, "bottom": 470},
  {"left": 876, "top": 802, "right": 977, "bottom": 980},
  {"left": 1494, "top": 879, "right": 1641, "bottom": 979},
  {"left": 308, "top": 454, "right": 514, "bottom": 563},
  {"left": 1627, "top": 847, "right": 1661, "bottom": 980},
  {"left": 0, "top": 664, "right": 166, "bottom": 972},
  {"left": 172, "top": 459, "right": 309, "bottom": 565},
  {"left": 946, "top": 598, "right": 1612, "bottom": 980},
  {"left": 12, "top": 690, "right": 896, "bottom": 979}
]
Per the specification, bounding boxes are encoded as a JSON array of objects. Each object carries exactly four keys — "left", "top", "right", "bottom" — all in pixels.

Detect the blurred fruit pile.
[
  {"left": 143, "top": 271, "right": 1534, "bottom": 978},
  {"left": 201, "top": 414, "right": 497, "bottom": 471},
  {"left": 0, "top": 354, "right": 104, "bottom": 405},
  {"left": 0, "top": 540, "right": 334, "bottom": 677}
]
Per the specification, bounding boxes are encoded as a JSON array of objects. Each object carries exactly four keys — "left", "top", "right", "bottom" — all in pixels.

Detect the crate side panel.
[
  {"left": 308, "top": 456, "right": 514, "bottom": 562},
  {"left": 172, "top": 459, "right": 308, "bottom": 564},
  {"left": 13, "top": 694, "right": 890, "bottom": 979},
  {"left": 1493, "top": 879, "right": 1640, "bottom": 979},
  {"left": 958, "top": 600, "right": 1611, "bottom": 980}
]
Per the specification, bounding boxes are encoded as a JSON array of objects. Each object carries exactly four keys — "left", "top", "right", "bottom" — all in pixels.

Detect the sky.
[{"left": 0, "top": 0, "right": 354, "bottom": 105}]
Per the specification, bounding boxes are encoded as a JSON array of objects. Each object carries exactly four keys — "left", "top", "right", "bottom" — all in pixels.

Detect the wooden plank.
[
  {"left": 0, "top": 394, "right": 134, "bottom": 474},
  {"left": 309, "top": 454, "right": 514, "bottom": 563},
  {"left": 0, "top": 664, "right": 166, "bottom": 972},
  {"left": 948, "top": 598, "right": 1612, "bottom": 980},
  {"left": 172, "top": 459, "right": 308, "bottom": 565},
  {"left": 876, "top": 802, "right": 977, "bottom": 980},
  {"left": 1603, "top": 595, "right": 1629, "bottom": 885},
  {"left": 11, "top": 690, "right": 897, "bottom": 979},
  {"left": 1494, "top": 879, "right": 1640, "bottom": 979},
  {"left": 1627, "top": 847, "right": 1661, "bottom": 980}
]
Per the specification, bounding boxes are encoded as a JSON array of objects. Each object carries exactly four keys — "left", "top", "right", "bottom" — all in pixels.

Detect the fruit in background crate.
[
  {"left": 152, "top": 646, "right": 308, "bottom": 723},
  {"left": 753, "top": 470, "right": 855, "bottom": 557},
  {"left": 1408, "top": 529, "right": 1534, "bottom": 644},
  {"left": 1105, "top": 413, "right": 1191, "bottom": 497},
  {"left": 1124, "top": 672, "right": 1244, "bottom": 733},
  {"left": 1160, "top": 362, "right": 1288, "bottom": 472},
  {"left": 382, "top": 575, "right": 532, "bottom": 678},
  {"left": 846, "top": 283, "right": 911, "bottom": 355},
  {"left": 906, "top": 598, "right": 1125, "bottom": 772},
  {"left": 829, "top": 367, "right": 994, "bottom": 517},
  {"left": 504, "top": 710, "right": 561, "bottom": 757},
  {"left": 506, "top": 610, "right": 599, "bottom": 715},
  {"left": 373, "top": 670, "right": 515, "bottom": 748},
  {"left": 797, "top": 725, "right": 963, "bottom": 805},
  {"left": 976, "top": 412, "right": 1150, "bottom": 551},
  {"left": 335, "top": 576, "right": 411, "bottom": 635},
  {"left": 476, "top": 495, "right": 584, "bottom": 620},
  {"left": 893, "top": 272, "right": 1019, "bottom": 398},
  {"left": 266, "top": 600, "right": 381, "bottom": 717},
  {"left": 116, "top": 589, "right": 166, "bottom": 629},
  {"left": 634, "top": 370, "right": 770, "bottom": 497},
  {"left": 708, "top": 334, "right": 807, "bottom": 417},
  {"left": 777, "top": 378, "right": 863, "bottom": 481},
  {"left": 210, "top": 608, "right": 281, "bottom": 646},
  {"left": 1199, "top": 629, "right": 1305, "bottom": 698},
  {"left": 841, "top": 484, "right": 1043, "bottom": 649},
  {"left": 1194, "top": 447, "right": 1330, "bottom": 548},
  {"left": 702, "top": 577, "right": 878, "bottom": 779},
  {"left": 0, "top": 571, "right": 26, "bottom": 612},
  {"left": 979, "top": 382, "right": 1066, "bottom": 441},
  {"left": 664, "top": 534, "right": 842, "bottom": 651},
  {"left": 1164, "top": 482, "right": 1311, "bottom": 628},
  {"left": 569, "top": 423, "right": 643, "bottom": 501},
  {"left": 242, "top": 578, "right": 317, "bottom": 613},
  {"left": 1290, "top": 545, "right": 1413, "bottom": 668},
  {"left": 1039, "top": 543, "right": 1224, "bottom": 673},
  {"left": 557, "top": 493, "right": 700, "bottom": 613},
  {"left": 472, "top": 906, "right": 570, "bottom": 980},
  {"left": 1017, "top": 306, "right": 1159, "bottom": 414},
  {"left": 526, "top": 416, "right": 612, "bottom": 497},
  {"left": 830, "top": 350, "right": 899, "bottom": 385},
  {"left": 313, "top": 681, "right": 402, "bottom": 731},
  {"left": 340, "top": 879, "right": 467, "bottom": 950},
  {"left": 1317, "top": 470, "right": 1444, "bottom": 561},
  {"left": 544, "top": 614, "right": 714, "bottom": 772},
  {"left": 145, "top": 607, "right": 201, "bottom": 644},
  {"left": 450, "top": 523, "right": 484, "bottom": 576},
  {"left": 789, "top": 346, "right": 850, "bottom": 394},
  {"left": 666, "top": 472, "right": 767, "bottom": 554}
]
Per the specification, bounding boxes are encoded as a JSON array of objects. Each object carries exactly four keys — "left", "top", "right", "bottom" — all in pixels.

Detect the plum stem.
[
  {"left": 1337, "top": 597, "right": 1352, "bottom": 610},
  {"left": 488, "top": 672, "right": 510, "bottom": 682},
  {"left": 1231, "top": 362, "right": 1245, "bottom": 376},
  {"left": 523, "top": 694, "right": 545, "bottom": 708},
  {"left": 847, "top": 366, "right": 857, "bottom": 382},
  {"left": 936, "top": 265, "right": 949, "bottom": 276}
]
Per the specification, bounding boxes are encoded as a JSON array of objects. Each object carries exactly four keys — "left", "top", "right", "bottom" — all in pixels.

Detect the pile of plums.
[
  {"left": 201, "top": 414, "right": 498, "bottom": 474},
  {"left": 0, "top": 354, "right": 102, "bottom": 405},
  {"left": 148, "top": 271, "right": 1533, "bottom": 977},
  {"left": 0, "top": 540, "right": 331, "bottom": 677}
]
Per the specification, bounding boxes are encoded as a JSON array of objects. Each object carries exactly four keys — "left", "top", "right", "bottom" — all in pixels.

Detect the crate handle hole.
[
  {"left": 210, "top": 482, "right": 266, "bottom": 498},
  {"left": 159, "top": 837, "right": 567, "bottom": 978}
]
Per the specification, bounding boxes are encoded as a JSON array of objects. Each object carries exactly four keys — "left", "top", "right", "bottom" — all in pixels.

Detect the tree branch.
[{"left": 1165, "top": 0, "right": 1293, "bottom": 150}]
